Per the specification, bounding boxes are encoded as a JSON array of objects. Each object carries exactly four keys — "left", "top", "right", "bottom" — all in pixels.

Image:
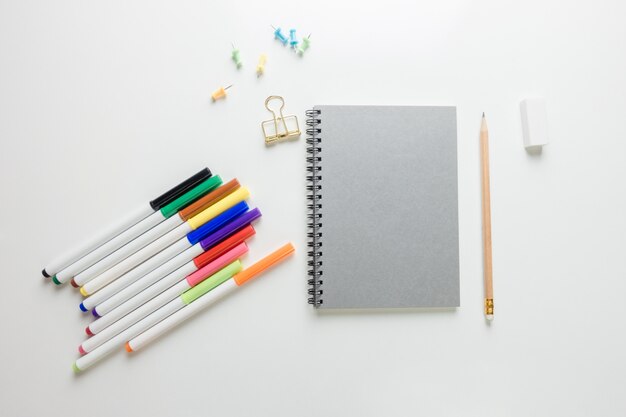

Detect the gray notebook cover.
[{"left": 309, "top": 105, "right": 459, "bottom": 309}]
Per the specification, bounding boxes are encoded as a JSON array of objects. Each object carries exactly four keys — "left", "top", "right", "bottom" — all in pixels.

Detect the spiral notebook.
[{"left": 306, "top": 105, "right": 460, "bottom": 309}]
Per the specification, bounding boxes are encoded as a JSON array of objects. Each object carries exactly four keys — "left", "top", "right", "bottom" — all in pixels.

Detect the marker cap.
[
  {"left": 193, "top": 225, "right": 256, "bottom": 269},
  {"left": 159, "top": 175, "right": 222, "bottom": 218},
  {"left": 199, "top": 208, "right": 261, "bottom": 251},
  {"left": 186, "top": 242, "right": 248, "bottom": 287},
  {"left": 234, "top": 243, "right": 295, "bottom": 286},
  {"left": 186, "top": 201, "right": 249, "bottom": 244},
  {"left": 187, "top": 187, "right": 250, "bottom": 230},
  {"left": 179, "top": 179, "right": 241, "bottom": 221},
  {"left": 181, "top": 261, "right": 243, "bottom": 305},
  {"left": 149, "top": 168, "right": 212, "bottom": 211}
]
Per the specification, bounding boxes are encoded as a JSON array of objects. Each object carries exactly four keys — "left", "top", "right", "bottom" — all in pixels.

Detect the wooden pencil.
[{"left": 480, "top": 113, "right": 494, "bottom": 320}]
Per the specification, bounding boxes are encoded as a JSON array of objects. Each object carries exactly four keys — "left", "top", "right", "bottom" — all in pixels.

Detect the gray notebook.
[{"left": 306, "top": 105, "right": 459, "bottom": 309}]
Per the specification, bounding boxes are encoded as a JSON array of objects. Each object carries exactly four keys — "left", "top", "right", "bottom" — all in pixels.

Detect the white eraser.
[{"left": 520, "top": 97, "right": 549, "bottom": 148}]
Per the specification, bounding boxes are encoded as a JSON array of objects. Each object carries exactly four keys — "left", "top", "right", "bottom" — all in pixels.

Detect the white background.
[{"left": 1, "top": 1, "right": 625, "bottom": 416}]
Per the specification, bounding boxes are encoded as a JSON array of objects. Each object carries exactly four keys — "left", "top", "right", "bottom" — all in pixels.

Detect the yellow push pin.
[
  {"left": 256, "top": 54, "right": 267, "bottom": 77},
  {"left": 211, "top": 84, "right": 232, "bottom": 102}
]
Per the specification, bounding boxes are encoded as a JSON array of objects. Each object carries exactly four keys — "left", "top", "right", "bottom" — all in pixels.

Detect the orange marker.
[
  {"left": 233, "top": 243, "right": 294, "bottom": 285},
  {"left": 211, "top": 84, "right": 232, "bottom": 101},
  {"left": 126, "top": 243, "right": 295, "bottom": 352}
]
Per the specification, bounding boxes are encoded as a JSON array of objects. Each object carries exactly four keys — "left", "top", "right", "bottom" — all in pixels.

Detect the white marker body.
[
  {"left": 72, "top": 213, "right": 180, "bottom": 286},
  {"left": 88, "top": 265, "right": 193, "bottom": 336},
  {"left": 49, "top": 204, "right": 153, "bottom": 280},
  {"left": 81, "top": 238, "right": 191, "bottom": 311},
  {"left": 128, "top": 279, "right": 238, "bottom": 351},
  {"left": 75, "top": 297, "right": 185, "bottom": 371},
  {"left": 93, "top": 245, "right": 203, "bottom": 317},
  {"left": 82, "top": 282, "right": 189, "bottom": 353},
  {"left": 78, "top": 217, "right": 190, "bottom": 292}
]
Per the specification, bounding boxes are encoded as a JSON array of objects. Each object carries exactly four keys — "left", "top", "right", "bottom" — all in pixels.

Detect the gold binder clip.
[{"left": 261, "top": 95, "right": 301, "bottom": 145}]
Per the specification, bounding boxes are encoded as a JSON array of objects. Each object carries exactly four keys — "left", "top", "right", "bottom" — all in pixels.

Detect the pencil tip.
[{"left": 482, "top": 112, "right": 485, "bottom": 118}]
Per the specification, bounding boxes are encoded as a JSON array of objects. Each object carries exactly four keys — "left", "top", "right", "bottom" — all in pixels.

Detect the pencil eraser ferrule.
[{"left": 520, "top": 98, "right": 549, "bottom": 148}]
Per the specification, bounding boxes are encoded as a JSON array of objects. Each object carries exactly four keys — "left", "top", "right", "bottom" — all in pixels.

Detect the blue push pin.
[
  {"left": 271, "top": 25, "right": 288, "bottom": 46},
  {"left": 289, "top": 29, "right": 298, "bottom": 49}
]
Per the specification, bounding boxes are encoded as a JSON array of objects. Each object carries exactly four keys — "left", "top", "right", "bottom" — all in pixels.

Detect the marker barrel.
[
  {"left": 87, "top": 225, "right": 255, "bottom": 331},
  {"left": 91, "top": 203, "right": 249, "bottom": 317},
  {"left": 74, "top": 297, "right": 185, "bottom": 372},
  {"left": 82, "top": 281, "right": 188, "bottom": 353},
  {"left": 72, "top": 214, "right": 182, "bottom": 287},
  {"left": 82, "top": 198, "right": 250, "bottom": 297},
  {"left": 92, "top": 245, "right": 204, "bottom": 318},
  {"left": 44, "top": 204, "right": 153, "bottom": 279},
  {"left": 69, "top": 177, "right": 222, "bottom": 286},
  {"left": 127, "top": 243, "right": 294, "bottom": 352},
  {"left": 87, "top": 261, "right": 198, "bottom": 335},
  {"left": 44, "top": 168, "right": 211, "bottom": 278},
  {"left": 80, "top": 221, "right": 193, "bottom": 295},
  {"left": 84, "top": 247, "right": 246, "bottom": 350},
  {"left": 80, "top": 239, "right": 192, "bottom": 312},
  {"left": 127, "top": 280, "right": 238, "bottom": 352},
  {"left": 75, "top": 261, "right": 242, "bottom": 370},
  {"left": 54, "top": 208, "right": 165, "bottom": 284}
]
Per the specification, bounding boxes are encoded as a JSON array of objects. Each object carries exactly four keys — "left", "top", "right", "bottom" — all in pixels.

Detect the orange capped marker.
[{"left": 126, "top": 243, "right": 295, "bottom": 352}]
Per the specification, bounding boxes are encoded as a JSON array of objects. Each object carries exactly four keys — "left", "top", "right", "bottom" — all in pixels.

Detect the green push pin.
[
  {"left": 231, "top": 43, "right": 242, "bottom": 69},
  {"left": 296, "top": 34, "right": 311, "bottom": 56}
]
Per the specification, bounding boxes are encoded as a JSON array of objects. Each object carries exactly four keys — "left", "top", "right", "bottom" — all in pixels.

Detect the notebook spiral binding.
[{"left": 306, "top": 109, "right": 323, "bottom": 306}]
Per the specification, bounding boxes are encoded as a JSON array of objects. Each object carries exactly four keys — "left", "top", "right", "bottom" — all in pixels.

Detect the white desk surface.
[{"left": 1, "top": 1, "right": 625, "bottom": 416}]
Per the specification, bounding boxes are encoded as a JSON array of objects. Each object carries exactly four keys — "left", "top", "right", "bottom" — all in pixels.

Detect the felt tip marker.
[
  {"left": 73, "top": 177, "right": 237, "bottom": 291},
  {"left": 84, "top": 202, "right": 253, "bottom": 315},
  {"left": 126, "top": 243, "right": 295, "bottom": 352},
  {"left": 91, "top": 206, "right": 260, "bottom": 317},
  {"left": 73, "top": 261, "right": 243, "bottom": 372},
  {"left": 55, "top": 175, "right": 222, "bottom": 285},
  {"left": 86, "top": 224, "right": 256, "bottom": 335},
  {"left": 43, "top": 168, "right": 211, "bottom": 279},
  {"left": 78, "top": 187, "right": 250, "bottom": 295},
  {"left": 80, "top": 244, "right": 248, "bottom": 353}
]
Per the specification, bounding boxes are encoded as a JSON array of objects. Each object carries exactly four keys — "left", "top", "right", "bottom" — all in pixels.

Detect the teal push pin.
[
  {"left": 289, "top": 29, "right": 298, "bottom": 48},
  {"left": 271, "top": 25, "right": 288, "bottom": 46},
  {"left": 296, "top": 34, "right": 311, "bottom": 56},
  {"left": 231, "top": 43, "right": 242, "bottom": 69}
]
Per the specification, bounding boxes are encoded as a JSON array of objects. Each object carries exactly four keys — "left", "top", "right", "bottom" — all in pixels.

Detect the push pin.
[
  {"left": 296, "top": 34, "right": 311, "bottom": 56},
  {"left": 261, "top": 95, "right": 301, "bottom": 144},
  {"left": 231, "top": 43, "right": 242, "bottom": 69},
  {"left": 256, "top": 54, "right": 267, "bottom": 77},
  {"left": 271, "top": 25, "right": 288, "bottom": 46},
  {"left": 211, "top": 84, "right": 232, "bottom": 102},
  {"left": 289, "top": 29, "right": 298, "bottom": 49}
]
